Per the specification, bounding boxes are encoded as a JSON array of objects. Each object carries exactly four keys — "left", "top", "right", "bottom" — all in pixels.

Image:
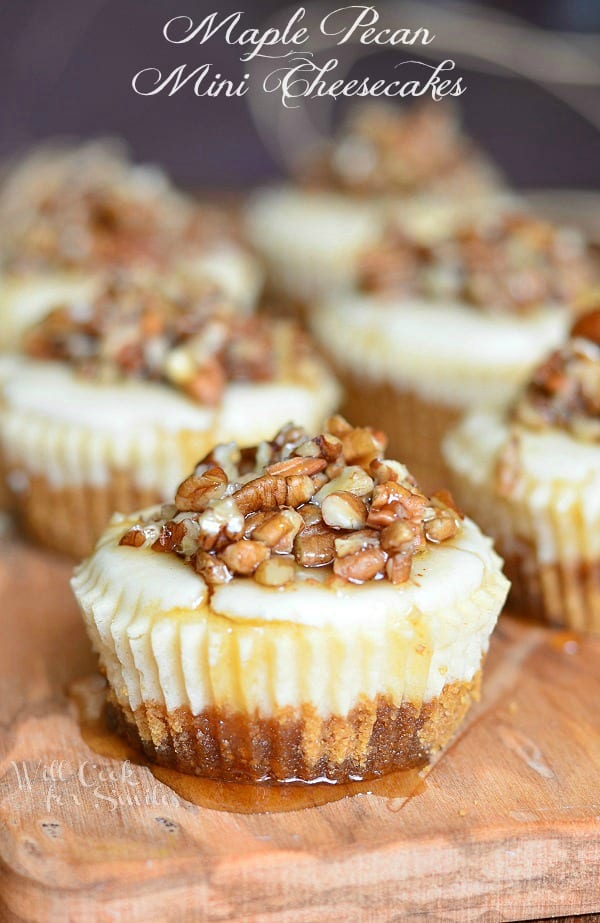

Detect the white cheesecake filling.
[
  {"left": 246, "top": 187, "right": 383, "bottom": 298},
  {"left": 72, "top": 513, "right": 508, "bottom": 717},
  {"left": 0, "top": 358, "right": 340, "bottom": 494},
  {"left": 443, "top": 411, "right": 600, "bottom": 563},
  {"left": 0, "top": 244, "right": 262, "bottom": 351},
  {"left": 312, "top": 295, "right": 569, "bottom": 408}
]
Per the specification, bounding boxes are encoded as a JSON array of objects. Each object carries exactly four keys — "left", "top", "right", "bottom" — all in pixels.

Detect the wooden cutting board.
[{"left": 0, "top": 537, "right": 599, "bottom": 923}]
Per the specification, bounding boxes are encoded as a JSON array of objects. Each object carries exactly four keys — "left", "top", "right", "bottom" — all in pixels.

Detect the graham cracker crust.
[
  {"left": 334, "top": 367, "right": 461, "bottom": 494},
  {"left": 0, "top": 452, "right": 12, "bottom": 513},
  {"left": 11, "top": 469, "right": 161, "bottom": 558},
  {"left": 105, "top": 674, "right": 481, "bottom": 782},
  {"left": 504, "top": 552, "right": 600, "bottom": 634}
]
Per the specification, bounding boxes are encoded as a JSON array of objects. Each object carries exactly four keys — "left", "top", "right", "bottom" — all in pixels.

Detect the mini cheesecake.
[
  {"left": 443, "top": 309, "right": 600, "bottom": 633},
  {"left": 246, "top": 102, "right": 507, "bottom": 304},
  {"left": 0, "top": 140, "right": 261, "bottom": 350},
  {"left": 0, "top": 273, "right": 339, "bottom": 557},
  {"left": 71, "top": 417, "right": 509, "bottom": 782},
  {"left": 312, "top": 212, "right": 595, "bottom": 489}
]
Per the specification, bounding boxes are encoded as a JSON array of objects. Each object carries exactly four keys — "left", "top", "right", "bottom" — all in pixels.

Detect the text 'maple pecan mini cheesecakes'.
[
  {"left": 443, "top": 308, "right": 600, "bottom": 634},
  {"left": 312, "top": 211, "right": 596, "bottom": 491},
  {"left": 0, "top": 273, "right": 340, "bottom": 557},
  {"left": 71, "top": 417, "right": 509, "bottom": 783},
  {"left": 246, "top": 102, "right": 510, "bottom": 305},
  {"left": 0, "top": 140, "right": 261, "bottom": 350}
]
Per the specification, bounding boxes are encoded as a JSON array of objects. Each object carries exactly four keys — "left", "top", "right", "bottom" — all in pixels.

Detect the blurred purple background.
[{"left": 1, "top": 0, "right": 599, "bottom": 189}]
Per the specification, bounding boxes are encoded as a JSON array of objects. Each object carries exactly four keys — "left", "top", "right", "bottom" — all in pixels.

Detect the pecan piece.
[
  {"left": 314, "top": 466, "right": 374, "bottom": 503},
  {"left": 325, "top": 415, "right": 353, "bottom": 438},
  {"left": 254, "top": 556, "right": 296, "bottom": 587},
  {"left": 571, "top": 308, "right": 600, "bottom": 345},
  {"left": 265, "top": 456, "right": 327, "bottom": 477},
  {"left": 380, "top": 520, "right": 425, "bottom": 554},
  {"left": 370, "top": 457, "right": 412, "bottom": 485},
  {"left": 297, "top": 504, "right": 327, "bottom": 534},
  {"left": 219, "top": 540, "right": 269, "bottom": 575},
  {"left": 243, "top": 510, "right": 272, "bottom": 537},
  {"left": 371, "top": 482, "right": 427, "bottom": 519},
  {"left": 293, "top": 531, "right": 335, "bottom": 567},
  {"left": 321, "top": 491, "right": 367, "bottom": 530},
  {"left": 366, "top": 505, "right": 401, "bottom": 529},
  {"left": 119, "top": 528, "right": 145, "bottom": 548},
  {"left": 313, "top": 433, "right": 343, "bottom": 463},
  {"left": 334, "top": 529, "right": 380, "bottom": 558},
  {"left": 233, "top": 476, "right": 288, "bottom": 515},
  {"left": 193, "top": 550, "right": 232, "bottom": 585},
  {"left": 340, "top": 427, "right": 387, "bottom": 466},
  {"left": 424, "top": 512, "right": 458, "bottom": 543},
  {"left": 175, "top": 466, "right": 228, "bottom": 512},
  {"left": 285, "top": 475, "right": 317, "bottom": 507},
  {"left": 386, "top": 553, "right": 413, "bottom": 585},
  {"left": 183, "top": 359, "right": 226, "bottom": 406},
  {"left": 430, "top": 489, "right": 463, "bottom": 519},
  {"left": 333, "top": 547, "right": 387, "bottom": 583},
  {"left": 152, "top": 519, "right": 188, "bottom": 552},
  {"left": 252, "top": 509, "right": 303, "bottom": 552}
]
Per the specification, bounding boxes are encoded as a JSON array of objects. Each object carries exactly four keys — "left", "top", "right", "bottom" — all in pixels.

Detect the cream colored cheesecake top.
[
  {"left": 76, "top": 506, "right": 504, "bottom": 629},
  {"left": 72, "top": 418, "right": 510, "bottom": 715},
  {"left": 72, "top": 506, "right": 508, "bottom": 714},
  {"left": 72, "top": 422, "right": 509, "bottom": 714}
]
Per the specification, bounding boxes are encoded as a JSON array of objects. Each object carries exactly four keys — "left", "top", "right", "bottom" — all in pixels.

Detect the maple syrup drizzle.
[{"left": 68, "top": 675, "right": 428, "bottom": 814}]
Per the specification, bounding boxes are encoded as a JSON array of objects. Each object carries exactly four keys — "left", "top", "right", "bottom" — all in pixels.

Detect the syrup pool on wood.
[{"left": 68, "top": 674, "right": 429, "bottom": 814}]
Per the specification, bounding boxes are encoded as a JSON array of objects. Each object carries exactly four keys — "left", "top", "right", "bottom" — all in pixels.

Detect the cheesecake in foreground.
[{"left": 72, "top": 417, "right": 509, "bottom": 782}]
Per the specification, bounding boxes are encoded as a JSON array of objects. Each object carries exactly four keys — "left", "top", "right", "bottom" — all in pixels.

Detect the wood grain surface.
[{"left": 0, "top": 537, "right": 599, "bottom": 923}]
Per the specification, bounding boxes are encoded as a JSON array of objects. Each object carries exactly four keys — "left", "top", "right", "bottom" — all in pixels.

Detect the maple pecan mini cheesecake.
[
  {"left": 312, "top": 212, "right": 595, "bottom": 490},
  {"left": 0, "top": 141, "right": 261, "bottom": 349},
  {"left": 443, "top": 309, "right": 600, "bottom": 634},
  {"left": 71, "top": 417, "right": 509, "bottom": 782},
  {"left": 246, "top": 102, "right": 507, "bottom": 304},
  {"left": 0, "top": 274, "right": 339, "bottom": 557}
]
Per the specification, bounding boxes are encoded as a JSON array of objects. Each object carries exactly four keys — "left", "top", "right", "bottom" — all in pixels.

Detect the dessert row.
[{"left": 0, "top": 103, "right": 597, "bottom": 783}]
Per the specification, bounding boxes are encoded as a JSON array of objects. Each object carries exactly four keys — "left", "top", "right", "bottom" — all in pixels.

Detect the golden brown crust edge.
[
  {"left": 333, "top": 364, "right": 460, "bottom": 494},
  {"left": 105, "top": 673, "right": 482, "bottom": 782},
  {"left": 8, "top": 465, "right": 162, "bottom": 558}
]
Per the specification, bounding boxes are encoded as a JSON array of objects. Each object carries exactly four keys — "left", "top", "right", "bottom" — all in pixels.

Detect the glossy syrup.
[{"left": 68, "top": 675, "right": 428, "bottom": 814}]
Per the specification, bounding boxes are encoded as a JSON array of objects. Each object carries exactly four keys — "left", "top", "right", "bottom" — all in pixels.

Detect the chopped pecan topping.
[
  {"left": 175, "top": 466, "right": 228, "bottom": 512},
  {"left": 21, "top": 273, "right": 317, "bottom": 403},
  {"left": 303, "top": 102, "right": 496, "bottom": 196},
  {"left": 358, "top": 213, "right": 594, "bottom": 316},
  {"left": 119, "top": 527, "right": 145, "bottom": 548},
  {"left": 510, "top": 310, "right": 600, "bottom": 442},
  {"left": 120, "top": 417, "right": 463, "bottom": 587},
  {"left": 254, "top": 556, "right": 296, "bottom": 587},
  {"left": 219, "top": 540, "right": 269, "bottom": 576},
  {"left": 0, "top": 141, "right": 234, "bottom": 274}
]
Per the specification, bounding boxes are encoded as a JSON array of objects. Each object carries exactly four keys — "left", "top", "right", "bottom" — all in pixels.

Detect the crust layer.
[
  {"left": 105, "top": 673, "right": 481, "bottom": 782},
  {"left": 334, "top": 366, "right": 459, "bottom": 492},
  {"left": 10, "top": 467, "right": 161, "bottom": 557},
  {"left": 445, "top": 453, "right": 600, "bottom": 634}
]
